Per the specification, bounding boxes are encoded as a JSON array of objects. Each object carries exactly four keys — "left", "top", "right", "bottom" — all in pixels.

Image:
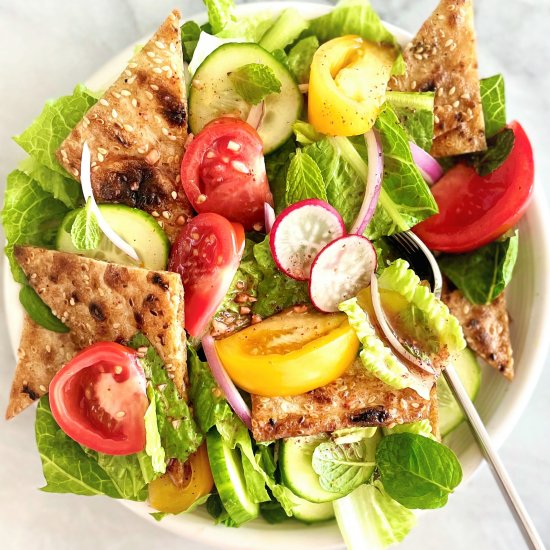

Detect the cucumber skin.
[
  {"left": 206, "top": 430, "right": 259, "bottom": 526},
  {"left": 292, "top": 498, "right": 335, "bottom": 524}
]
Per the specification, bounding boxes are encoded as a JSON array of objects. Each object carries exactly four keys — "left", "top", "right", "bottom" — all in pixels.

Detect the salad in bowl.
[{"left": 1, "top": 0, "right": 536, "bottom": 548}]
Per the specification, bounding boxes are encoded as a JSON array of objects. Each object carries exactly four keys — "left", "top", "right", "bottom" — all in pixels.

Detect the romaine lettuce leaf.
[
  {"left": 265, "top": 139, "right": 297, "bottom": 213},
  {"left": 288, "top": 36, "right": 319, "bottom": 84},
  {"left": 203, "top": 0, "right": 236, "bottom": 35},
  {"left": 181, "top": 21, "right": 202, "bottom": 63},
  {"left": 480, "top": 74, "right": 506, "bottom": 138},
  {"left": 339, "top": 297, "right": 431, "bottom": 399},
  {"left": 383, "top": 420, "right": 435, "bottom": 440},
  {"left": 216, "top": 13, "right": 275, "bottom": 42},
  {"left": 439, "top": 232, "right": 518, "bottom": 305},
  {"left": 144, "top": 385, "right": 166, "bottom": 474},
  {"left": 333, "top": 480, "right": 417, "bottom": 550},
  {"left": 377, "top": 259, "right": 466, "bottom": 354},
  {"left": 469, "top": 127, "right": 515, "bottom": 176}
]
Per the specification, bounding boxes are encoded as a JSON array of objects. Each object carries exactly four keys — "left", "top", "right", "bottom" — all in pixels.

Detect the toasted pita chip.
[
  {"left": 390, "top": 0, "right": 486, "bottom": 157},
  {"left": 13, "top": 246, "right": 186, "bottom": 402},
  {"left": 5, "top": 315, "right": 79, "bottom": 419},
  {"left": 56, "top": 10, "right": 191, "bottom": 240},
  {"left": 428, "top": 385, "right": 441, "bottom": 441},
  {"left": 251, "top": 358, "right": 435, "bottom": 441},
  {"left": 442, "top": 287, "right": 513, "bottom": 380}
]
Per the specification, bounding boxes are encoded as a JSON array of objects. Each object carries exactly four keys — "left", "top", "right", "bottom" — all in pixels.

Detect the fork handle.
[{"left": 443, "top": 365, "right": 545, "bottom": 550}]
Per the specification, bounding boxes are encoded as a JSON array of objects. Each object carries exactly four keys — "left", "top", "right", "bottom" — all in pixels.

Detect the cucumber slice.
[
  {"left": 438, "top": 348, "right": 482, "bottom": 436},
  {"left": 206, "top": 430, "right": 259, "bottom": 526},
  {"left": 259, "top": 9, "right": 309, "bottom": 52},
  {"left": 280, "top": 435, "right": 347, "bottom": 503},
  {"left": 291, "top": 495, "right": 335, "bottom": 524},
  {"left": 56, "top": 204, "right": 169, "bottom": 270},
  {"left": 189, "top": 43, "right": 303, "bottom": 154}
]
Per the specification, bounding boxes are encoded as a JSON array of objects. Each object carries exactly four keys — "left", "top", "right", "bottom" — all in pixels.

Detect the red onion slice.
[
  {"left": 80, "top": 143, "right": 139, "bottom": 262},
  {"left": 246, "top": 101, "right": 266, "bottom": 130},
  {"left": 201, "top": 334, "right": 252, "bottom": 429},
  {"left": 350, "top": 129, "right": 384, "bottom": 235},
  {"left": 409, "top": 141, "right": 444, "bottom": 185},
  {"left": 370, "top": 273, "right": 435, "bottom": 375},
  {"left": 264, "top": 202, "right": 276, "bottom": 233}
]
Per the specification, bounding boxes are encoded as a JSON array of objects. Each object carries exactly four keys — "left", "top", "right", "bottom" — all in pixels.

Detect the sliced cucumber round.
[
  {"left": 280, "top": 435, "right": 347, "bottom": 503},
  {"left": 206, "top": 430, "right": 259, "bottom": 526},
  {"left": 56, "top": 204, "right": 169, "bottom": 270},
  {"left": 291, "top": 496, "right": 335, "bottom": 524},
  {"left": 189, "top": 43, "right": 303, "bottom": 154},
  {"left": 438, "top": 348, "right": 482, "bottom": 436}
]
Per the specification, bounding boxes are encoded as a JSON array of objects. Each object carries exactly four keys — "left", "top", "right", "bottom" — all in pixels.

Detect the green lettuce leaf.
[
  {"left": 285, "top": 149, "right": 327, "bottom": 205},
  {"left": 265, "top": 139, "right": 297, "bottom": 213},
  {"left": 18, "top": 286, "right": 69, "bottom": 333},
  {"left": 129, "top": 334, "right": 202, "bottom": 462},
  {"left": 333, "top": 480, "right": 417, "bottom": 550},
  {"left": 70, "top": 197, "right": 101, "bottom": 250},
  {"left": 260, "top": 500, "right": 291, "bottom": 524},
  {"left": 332, "top": 427, "right": 378, "bottom": 445},
  {"left": 13, "top": 84, "right": 98, "bottom": 175},
  {"left": 259, "top": 8, "right": 309, "bottom": 52},
  {"left": 376, "top": 433, "right": 462, "bottom": 509},
  {"left": 339, "top": 297, "right": 431, "bottom": 399},
  {"left": 181, "top": 21, "right": 202, "bottom": 63},
  {"left": 252, "top": 237, "right": 309, "bottom": 318},
  {"left": 469, "top": 127, "right": 515, "bottom": 176},
  {"left": 216, "top": 13, "right": 275, "bottom": 42},
  {"left": 230, "top": 63, "right": 282, "bottom": 105},
  {"left": 377, "top": 259, "right": 466, "bottom": 354},
  {"left": 480, "top": 74, "right": 506, "bottom": 138},
  {"left": 385, "top": 91, "right": 435, "bottom": 152},
  {"left": 206, "top": 493, "right": 238, "bottom": 526},
  {"left": 383, "top": 420, "right": 435, "bottom": 440},
  {"left": 2, "top": 169, "right": 69, "bottom": 283},
  {"left": 288, "top": 36, "right": 319, "bottom": 84},
  {"left": 293, "top": 121, "right": 323, "bottom": 145},
  {"left": 439, "top": 232, "right": 518, "bottom": 305},
  {"left": 144, "top": 385, "right": 166, "bottom": 474},
  {"left": 203, "top": 0, "right": 236, "bottom": 34}
]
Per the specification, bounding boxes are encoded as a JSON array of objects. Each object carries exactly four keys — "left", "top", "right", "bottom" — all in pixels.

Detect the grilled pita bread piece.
[
  {"left": 442, "top": 287, "right": 513, "bottom": 380},
  {"left": 251, "top": 358, "right": 435, "bottom": 442},
  {"left": 428, "top": 386, "right": 441, "bottom": 441},
  {"left": 56, "top": 10, "right": 191, "bottom": 241},
  {"left": 390, "top": 0, "right": 486, "bottom": 157},
  {"left": 5, "top": 315, "right": 79, "bottom": 419},
  {"left": 13, "top": 245, "right": 187, "bottom": 395}
]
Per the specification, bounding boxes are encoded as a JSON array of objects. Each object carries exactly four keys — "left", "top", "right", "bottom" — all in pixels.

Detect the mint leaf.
[
  {"left": 376, "top": 433, "right": 462, "bottom": 509},
  {"left": 70, "top": 198, "right": 101, "bottom": 251},
  {"left": 19, "top": 286, "right": 69, "bottom": 333},
  {"left": 203, "top": 0, "right": 236, "bottom": 34},
  {"left": 181, "top": 21, "right": 201, "bottom": 63},
  {"left": 480, "top": 74, "right": 506, "bottom": 138},
  {"left": 288, "top": 36, "right": 319, "bottom": 84},
  {"left": 439, "top": 232, "right": 518, "bottom": 305},
  {"left": 470, "top": 128, "right": 515, "bottom": 176},
  {"left": 285, "top": 149, "right": 327, "bottom": 205},
  {"left": 230, "top": 63, "right": 282, "bottom": 105}
]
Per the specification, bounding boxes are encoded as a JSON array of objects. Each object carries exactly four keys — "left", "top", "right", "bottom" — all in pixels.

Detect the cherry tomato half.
[
  {"left": 414, "top": 121, "right": 534, "bottom": 253},
  {"left": 169, "top": 212, "right": 245, "bottom": 337},
  {"left": 49, "top": 342, "right": 148, "bottom": 455},
  {"left": 181, "top": 117, "right": 273, "bottom": 230}
]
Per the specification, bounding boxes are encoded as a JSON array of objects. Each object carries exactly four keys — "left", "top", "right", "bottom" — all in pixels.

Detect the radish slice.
[
  {"left": 80, "top": 143, "right": 139, "bottom": 262},
  {"left": 202, "top": 334, "right": 252, "bottom": 430},
  {"left": 350, "top": 129, "right": 383, "bottom": 235},
  {"left": 309, "top": 235, "right": 377, "bottom": 312},
  {"left": 270, "top": 199, "right": 345, "bottom": 281},
  {"left": 409, "top": 141, "right": 443, "bottom": 185},
  {"left": 246, "top": 101, "right": 266, "bottom": 130},
  {"left": 264, "top": 202, "right": 276, "bottom": 233},
  {"left": 370, "top": 273, "right": 436, "bottom": 374}
]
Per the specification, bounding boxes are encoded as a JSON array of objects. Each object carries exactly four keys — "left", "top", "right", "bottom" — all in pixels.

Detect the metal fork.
[{"left": 387, "top": 230, "right": 545, "bottom": 550}]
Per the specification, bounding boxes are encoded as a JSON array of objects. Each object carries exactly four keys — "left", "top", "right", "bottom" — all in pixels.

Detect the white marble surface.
[{"left": 1, "top": 0, "right": 550, "bottom": 548}]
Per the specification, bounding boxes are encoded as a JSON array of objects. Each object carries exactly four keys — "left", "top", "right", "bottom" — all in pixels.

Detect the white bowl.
[{"left": 4, "top": 2, "right": 550, "bottom": 548}]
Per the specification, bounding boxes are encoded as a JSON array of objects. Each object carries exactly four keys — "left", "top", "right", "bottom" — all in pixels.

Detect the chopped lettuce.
[
  {"left": 334, "top": 481, "right": 417, "bottom": 550},
  {"left": 202, "top": 0, "right": 236, "bottom": 34},
  {"left": 439, "top": 232, "right": 518, "bottom": 305},
  {"left": 230, "top": 63, "right": 282, "bottom": 105},
  {"left": 339, "top": 297, "right": 431, "bottom": 399},
  {"left": 288, "top": 36, "right": 319, "bottom": 84},
  {"left": 377, "top": 260, "right": 466, "bottom": 354},
  {"left": 181, "top": 21, "right": 202, "bottom": 63},
  {"left": 265, "top": 139, "right": 297, "bottom": 213},
  {"left": 216, "top": 13, "right": 275, "bottom": 42},
  {"left": 383, "top": 420, "right": 435, "bottom": 440},
  {"left": 480, "top": 74, "right": 506, "bottom": 138},
  {"left": 285, "top": 149, "right": 327, "bottom": 205},
  {"left": 144, "top": 385, "right": 166, "bottom": 474},
  {"left": 469, "top": 127, "right": 515, "bottom": 176}
]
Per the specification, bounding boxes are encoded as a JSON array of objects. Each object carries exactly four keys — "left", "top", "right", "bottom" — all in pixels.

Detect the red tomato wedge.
[
  {"left": 169, "top": 213, "right": 245, "bottom": 337},
  {"left": 181, "top": 117, "right": 273, "bottom": 230},
  {"left": 49, "top": 342, "right": 148, "bottom": 455},
  {"left": 414, "top": 121, "right": 534, "bottom": 253}
]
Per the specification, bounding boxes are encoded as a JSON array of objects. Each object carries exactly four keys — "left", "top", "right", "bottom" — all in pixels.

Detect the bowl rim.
[{"left": 3, "top": 1, "right": 550, "bottom": 548}]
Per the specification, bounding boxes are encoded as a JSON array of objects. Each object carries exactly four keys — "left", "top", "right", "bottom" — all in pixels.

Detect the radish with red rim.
[
  {"left": 270, "top": 199, "right": 345, "bottom": 281},
  {"left": 309, "top": 235, "right": 377, "bottom": 313}
]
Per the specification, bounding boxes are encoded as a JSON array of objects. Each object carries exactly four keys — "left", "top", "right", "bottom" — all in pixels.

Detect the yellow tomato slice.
[
  {"left": 148, "top": 443, "right": 213, "bottom": 514},
  {"left": 308, "top": 35, "right": 396, "bottom": 136},
  {"left": 215, "top": 308, "right": 360, "bottom": 396}
]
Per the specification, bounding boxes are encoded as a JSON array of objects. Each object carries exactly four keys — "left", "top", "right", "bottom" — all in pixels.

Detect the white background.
[{"left": 1, "top": 0, "right": 549, "bottom": 548}]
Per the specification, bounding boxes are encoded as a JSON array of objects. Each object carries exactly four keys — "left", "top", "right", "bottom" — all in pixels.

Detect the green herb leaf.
[
  {"left": 480, "top": 74, "right": 506, "bottom": 138},
  {"left": 312, "top": 431, "right": 380, "bottom": 495},
  {"left": 439, "top": 232, "right": 518, "bottom": 305},
  {"left": 181, "top": 21, "right": 202, "bottom": 63},
  {"left": 293, "top": 121, "right": 323, "bottom": 145},
  {"left": 230, "top": 63, "right": 282, "bottom": 105},
  {"left": 376, "top": 433, "right": 462, "bottom": 509},
  {"left": 266, "top": 139, "right": 297, "bottom": 213},
  {"left": 144, "top": 385, "right": 166, "bottom": 474},
  {"left": 203, "top": 0, "right": 236, "bottom": 34},
  {"left": 288, "top": 36, "right": 319, "bottom": 84},
  {"left": 469, "top": 128, "right": 515, "bottom": 176},
  {"left": 383, "top": 420, "right": 435, "bottom": 440},
  {"left": 129, "top": 334, "right": 203, "bottom": 462},
  {"left": 285, "top": 149, "right": 327, "bottom": 205},
  {"left": 70, "top": 198, "right": 101, "bottom": 251},
  {"left": 19, "top": 286, "right": 69, "bottom": 333}
]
